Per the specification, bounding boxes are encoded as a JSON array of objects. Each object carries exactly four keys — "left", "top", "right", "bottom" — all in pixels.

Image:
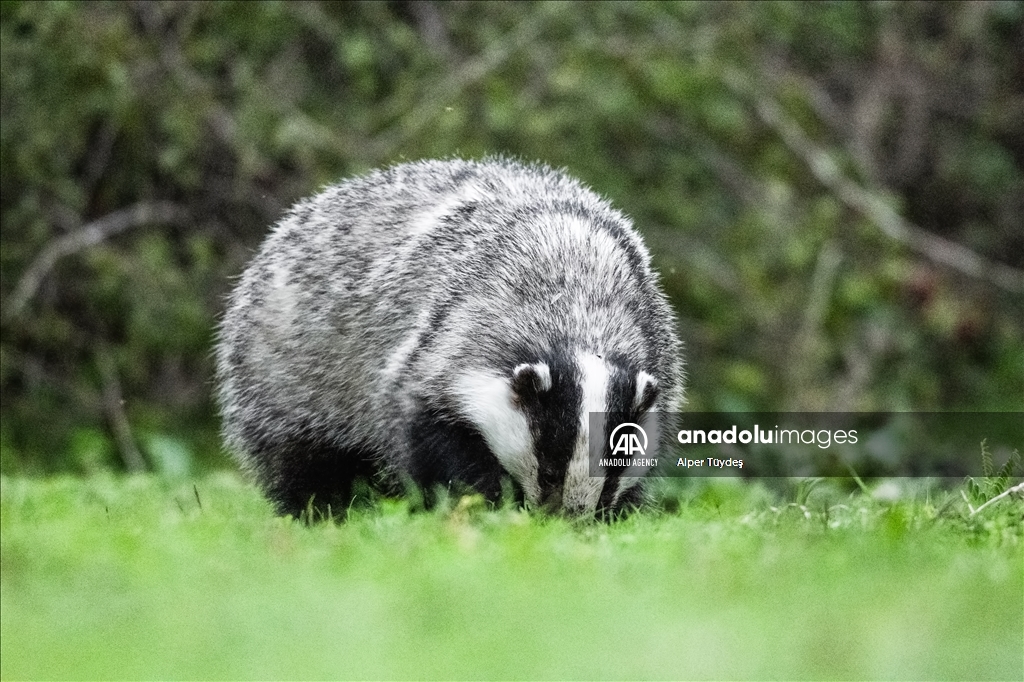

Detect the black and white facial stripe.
[{"left": 453, "top": 349, "right": 660, "bottom": 515}]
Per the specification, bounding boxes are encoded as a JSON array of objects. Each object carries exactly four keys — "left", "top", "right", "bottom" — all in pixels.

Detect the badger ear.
[
  {"left": 634, "top": 371, "right": 659, "bottom": 413},
  {"left": 511, "top": 362, "right": 552, "bottom": 402}
]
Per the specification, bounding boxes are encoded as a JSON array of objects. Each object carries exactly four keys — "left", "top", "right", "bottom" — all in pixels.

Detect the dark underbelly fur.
[
  {"left": 257, "top": 434, "right": 381, "bottom": 519},
  {"left": 256, "top": 409, "right": 514, "bottom": 519},
  {"left": 407, "top": 408, "right": 512, "bottom": 506},
  {"left": 255, "top": 409, "right": 641, "bottom": 520}
]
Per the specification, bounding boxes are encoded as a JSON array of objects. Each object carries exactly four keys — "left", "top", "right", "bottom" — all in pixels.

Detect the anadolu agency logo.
[{"left": 600, "top": 422, "right": 658, "bottom": 468}]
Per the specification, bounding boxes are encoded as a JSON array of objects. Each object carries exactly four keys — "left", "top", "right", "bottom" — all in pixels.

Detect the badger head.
[{"left": 455, "top": 350, "right": 661, "bottom": 517}]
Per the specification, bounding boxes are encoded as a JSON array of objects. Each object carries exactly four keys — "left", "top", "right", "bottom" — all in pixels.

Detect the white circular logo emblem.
[{"left": 609, "top": 422, "right": 648, "bottom": 456}]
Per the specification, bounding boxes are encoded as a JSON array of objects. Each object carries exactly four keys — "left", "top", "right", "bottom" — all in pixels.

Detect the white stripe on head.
[
  {"left": 562, "top": 351, "right": 609, "bottom": 514},
  {"left": 453, "top": 370, "right": 541, "bottom": 504}
]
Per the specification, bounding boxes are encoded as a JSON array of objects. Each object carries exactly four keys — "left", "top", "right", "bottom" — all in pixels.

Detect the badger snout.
[
  {"left": 541, "top": 486, "right": 604, "bottom": 518},
  {"left": 539, "top": 488, "right": 563, "bottom": 512}
]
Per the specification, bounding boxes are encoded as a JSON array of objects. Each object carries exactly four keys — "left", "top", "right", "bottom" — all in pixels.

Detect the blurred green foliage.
[{"left": 1, "top": 1, "right": 1022, "bottom": 473}]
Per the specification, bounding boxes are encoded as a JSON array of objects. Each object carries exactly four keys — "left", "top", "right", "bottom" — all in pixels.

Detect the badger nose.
[
  {"left": 561, "top": 505, "right": 587, "bottom": 517},
  {"left": 558, "top": 496, "right": 595, "bottom": 518},
  {"left": 540, "top": 489, "right": 562, "bottom": 512},
  {"left": 542, "top": 491, "right": 593, "bottom": 517}
]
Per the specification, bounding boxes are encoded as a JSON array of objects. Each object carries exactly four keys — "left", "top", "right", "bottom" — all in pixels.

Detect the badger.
[{"left": 215, "top": 157, "right": 684, "bottom": 518}]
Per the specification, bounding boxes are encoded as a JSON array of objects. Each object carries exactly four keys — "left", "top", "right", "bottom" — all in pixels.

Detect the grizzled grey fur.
[{"left": 215, "top": 157, "right": 683, "bottom": 517}]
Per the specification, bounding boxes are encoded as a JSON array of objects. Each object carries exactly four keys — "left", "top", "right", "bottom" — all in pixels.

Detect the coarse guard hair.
[{"left": 215, "top": 157, "right": 684, "bottom": 518}]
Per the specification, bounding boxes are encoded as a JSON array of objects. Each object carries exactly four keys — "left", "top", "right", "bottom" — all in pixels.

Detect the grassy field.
[{"left": 1, "top": 472, "right": 1021, "bottom": 680}]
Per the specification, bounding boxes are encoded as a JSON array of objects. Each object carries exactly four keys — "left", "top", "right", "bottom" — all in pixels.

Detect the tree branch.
[
  {"left": 964, "top": 481, "right": 1024, "bottom": 516},
  {"left": 3, "top": 201, "right": 187, "bottom": 321},
  {"left": 723, "top": 68, "right": 1024, "bottom": 294},
  {"left": 371, "top": 10, "right": 548, "bottom": 159},
  {"left": 95, "top": 342, "right": 147, "bottom": 473}
]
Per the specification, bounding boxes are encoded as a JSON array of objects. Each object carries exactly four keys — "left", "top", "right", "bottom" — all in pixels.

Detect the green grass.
[{"left": 1, "top": 473, "right": 1021, "bottom": 680}]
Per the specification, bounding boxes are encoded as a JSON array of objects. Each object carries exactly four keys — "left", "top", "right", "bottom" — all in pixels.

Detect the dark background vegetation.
[{"left": 2, "top": 1, "right": 1022, "bottom": 476}]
